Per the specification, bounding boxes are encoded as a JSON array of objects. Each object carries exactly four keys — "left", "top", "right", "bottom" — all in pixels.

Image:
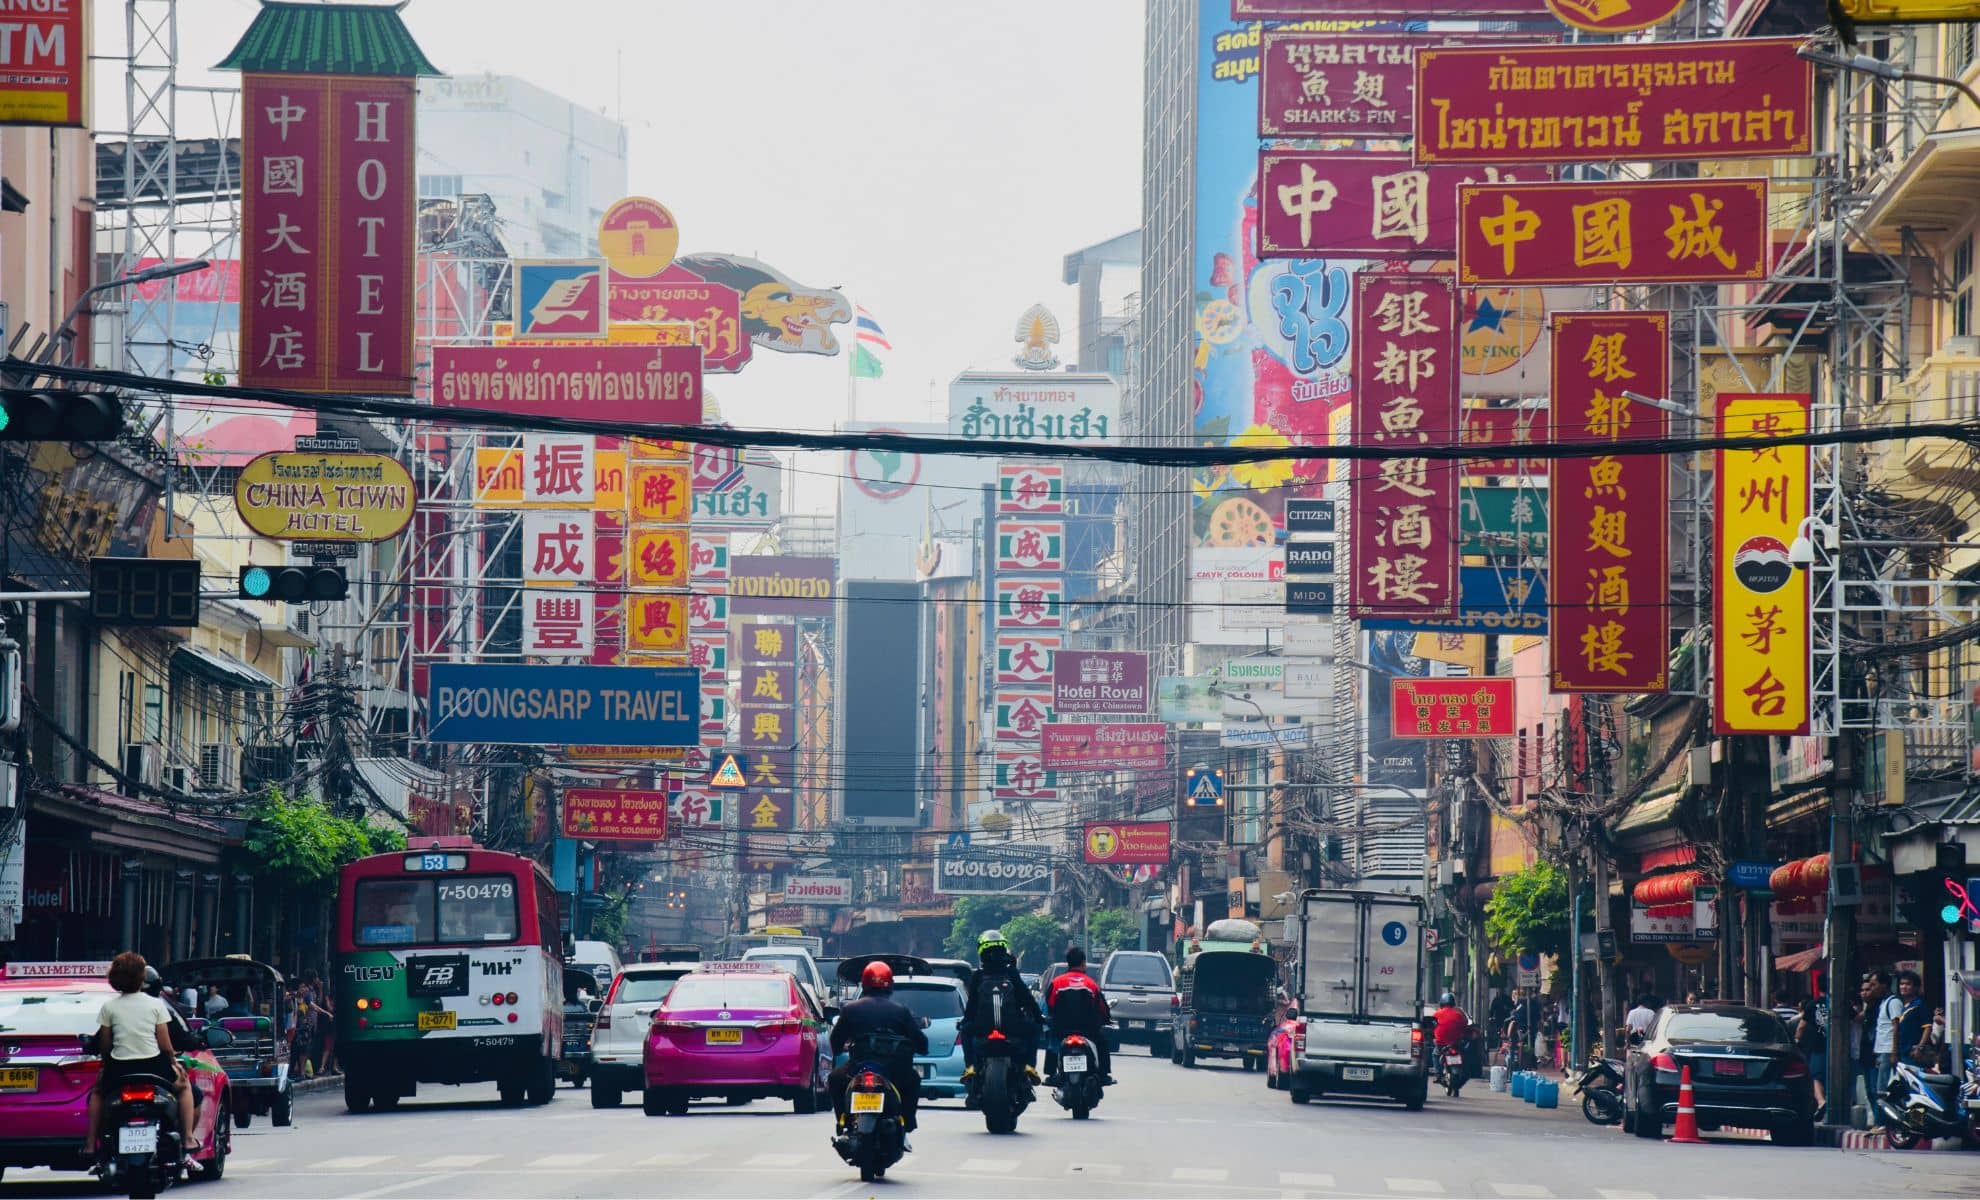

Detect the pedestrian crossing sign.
[
  {"left": 709, "top": 752, "right": 748, "bottom": 790},
  {"left": 1186, "top": 766, "right": 1224, "bottom": 806}
]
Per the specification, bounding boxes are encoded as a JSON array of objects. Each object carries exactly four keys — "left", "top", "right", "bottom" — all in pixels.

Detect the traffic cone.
[{"left": 1668, "top": 1065, "right": 1705, "bottom": 1144}]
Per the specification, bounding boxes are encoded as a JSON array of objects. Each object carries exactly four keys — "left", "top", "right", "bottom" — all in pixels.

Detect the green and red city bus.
[{"left": 334, "top": 842, "right": 562, "bottom": 1111}]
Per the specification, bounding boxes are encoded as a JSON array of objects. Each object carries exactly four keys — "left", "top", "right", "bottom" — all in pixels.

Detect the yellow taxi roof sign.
[{"left": 709, "top": 752, "right": 748, "bottom": 790}]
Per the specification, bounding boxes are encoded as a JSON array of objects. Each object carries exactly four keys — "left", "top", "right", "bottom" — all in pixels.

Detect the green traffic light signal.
[
  {"left": 239, "top": 565, "right": 348, "bottom": 602},
  {"left": 240, "top": 566, "right": 273, "bottom": 598},
  {"left": 1943, "top": 903, "right": 1963, "bottom": 925}
]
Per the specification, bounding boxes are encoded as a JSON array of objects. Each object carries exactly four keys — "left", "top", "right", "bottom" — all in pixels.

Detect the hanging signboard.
[
  {"left": 1391, "top": 678, "right": 1516, "bottom": 739},
  {"left": 1260, "top": 153, "right": 1549, "bottom": 257},
  {"left": 1233, "top": 1, "right": 1549, "bottom": 14},
  {"left": 997, "top": 464, "right": 1065, "bottom": 514},
  {"left": 936, "top": 847, "right": 1054, "bottom": 896},
  {"left": 1458, "top": 179, "right": 1770, "bottom": 286},
  {"left": 728, "top": 556, "right": 836, "bottom": 617},
  {"left": 0, "top": 0, "right": 87, "bottom": 126},
  {"left": 1714, "top": 394, "right": 1811, "bottom": 735},
  {"left": 995, "top": 578, "right": 1066, "bottom": 630},
  {"left": 995, "top": 633, "right": 1060, "bottom": 686},
  {"left": 561, "top": 787, "right": 669, "bottom": 841},
  {"left": 1042, "top": 724, "right": 1167, "bottom": 772},
  {"left": 234, "top": 452, "right": 414, "bottom": 541},
  {"left": 1259, "top": 32, "right": 1437, "bottom": 139},
  {"left": 432, "top": 344, "right": 704, "bottom": 424},
  {"left": 1052, "top": 650, "right": 1151, "bottom": 715},
  {"left": 1082, "top": 821, "right": 1172, "bottom": 866},
  {"left": 1363, "top": 566, "right": 1547, "bottom": 636},
  {"left": 996, "top": 520, "right": 1067, "bottom": 573}
]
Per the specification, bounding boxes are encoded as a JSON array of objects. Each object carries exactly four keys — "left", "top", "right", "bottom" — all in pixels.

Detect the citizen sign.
[{"left": 935, "top": 850, "right": 1053, "bottom": 896}]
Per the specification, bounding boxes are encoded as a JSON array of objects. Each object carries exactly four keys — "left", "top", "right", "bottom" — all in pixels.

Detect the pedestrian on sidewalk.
[
  {"left": 1793, "top": 997, "right": 1826, "bottom": 1109},
  {"left": 1868, "top": 970, "right": 1900, "bottom": 1104},
  {"left": 1891, "top": 973, "right": 1928, "bottom": 1072}
]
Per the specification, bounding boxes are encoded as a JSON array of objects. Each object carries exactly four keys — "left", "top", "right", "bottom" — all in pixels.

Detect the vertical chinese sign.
[
  {"left": 1549, "top": 313, "right": 1670, "bottom": 693},
  {"left": 992, "top": 462, "right": 1064, "bottom": 807},
  {"left": 1350, "top": 273, "right": 1459, "bottom": 622},
  {"left": 736, "top": 619, "right": 798, "bottom": 831},
  {"left": 222, "top": 4, "right": 436, "bottom": 393},
  {"left": 1714, "top": 395, "right": 1810, "bottom": 735}
]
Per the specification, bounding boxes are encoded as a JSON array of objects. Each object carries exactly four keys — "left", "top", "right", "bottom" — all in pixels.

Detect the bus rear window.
[{"left": 353, "top": 876, "right": 520, "bottom": 947}]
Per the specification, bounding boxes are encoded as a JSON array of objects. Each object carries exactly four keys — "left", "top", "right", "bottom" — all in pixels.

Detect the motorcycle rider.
[
  {"left": 1044, "top": 945, "right": 1114, "bottom": 1085},
  {"left": 1432, "top": 991, "right": 1470, "bottom": 1081},
  {"left": 828, "top": 961, "right": 928, "bottom": 1140},
  {"left": 959, "top": 929, "right": 1043, "bottom": 1100},
  {"left": 85, "top": 953, "right": 199, "bottom": 1170}
]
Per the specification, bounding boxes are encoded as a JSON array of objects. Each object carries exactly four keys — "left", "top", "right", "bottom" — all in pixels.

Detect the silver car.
[
  {"left": 1100, "top": 950, "right": 1176, "bottom": 1057},
  {"left": 587, "top": 963, "right": 695, "bottom": 1108}
]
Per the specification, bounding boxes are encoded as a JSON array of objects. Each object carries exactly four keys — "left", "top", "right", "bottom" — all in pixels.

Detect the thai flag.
[{"left": 856, "top": 306, "right": 890, "bottom": 351}]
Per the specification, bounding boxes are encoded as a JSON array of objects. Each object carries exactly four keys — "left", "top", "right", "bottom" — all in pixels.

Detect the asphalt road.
[{"left": 4, "top": 1049, "right": 1975, "bottom": 1198}]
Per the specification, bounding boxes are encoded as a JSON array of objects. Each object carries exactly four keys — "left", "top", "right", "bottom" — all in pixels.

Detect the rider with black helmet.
[{"left": 959, "top": 929, "right": 1043, "bottom": 1098}]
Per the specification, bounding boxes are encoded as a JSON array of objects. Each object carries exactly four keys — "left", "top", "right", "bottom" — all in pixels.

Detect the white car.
[
  {"left": 588, "top": 962, "right": 696, "bottom": 1108},
  {"left": 740, "top": 946, "right": 829, "bottom": 1006}
]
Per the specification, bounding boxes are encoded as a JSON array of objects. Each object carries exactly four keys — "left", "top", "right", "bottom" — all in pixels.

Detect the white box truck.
[{"left": 1285, "top": 889, "right": 1429, "bottom": 1110}]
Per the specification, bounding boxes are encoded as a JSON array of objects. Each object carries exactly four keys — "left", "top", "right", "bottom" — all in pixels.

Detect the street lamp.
[
  {"left": 1797, "top": 43, "right": 1980, "bottom": 110},
  {"left": 1620, "top": 389, "right": 1695, "bottom": 423},
  {"left": 53, "top": 258, "right": 212, "bottom": 365}
]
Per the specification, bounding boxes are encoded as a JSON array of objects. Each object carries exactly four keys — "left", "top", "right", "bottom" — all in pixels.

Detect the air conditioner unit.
[
  {"left": 122, "top": 744, "right": 163, "bottom": 793},
  {"left": 162, "top": 764, "right": 192, "bottom": 794},
  {"left": 197, "top": 743, "right": 239, "bottom": 791}
]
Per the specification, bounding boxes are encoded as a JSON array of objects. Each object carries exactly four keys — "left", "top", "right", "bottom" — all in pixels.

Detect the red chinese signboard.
[
  {"left": 1458, "top": 178, "right": 1769, "bottom": 287},
  {"left": 1414, "top": 39, "right": 1812, "bottom": 166},
  {"left": 1082, "top": 821, "right": 1172, "bottom": 867},
  {"left": 0, "top": 1, "right": 86, "bottom": 126},
  {"left": 1261, "top": 153, "right": 1549, "bottom": 258},
  {"left": 1461, "top": 406, "right": 1547, "bottom": 477},
  {"left": 1052, "top": 650, "right": 1152, "bottom": 715},
  {"left": 1259, "top": 32, "right": 1433, "bottom": 139},
  {"left": 1044, "top": 724, "right": 1167, "bottom": 772},
  {"left": 432, "top": 344, "right": 704, "bottom": 424},
  {"left": 1349, "top": 273, "right": 1460, "bottom": 621},
  {"left": 1234, "top": 1, "right": 1549, "bottom": 15},
  {"left": 1390, "top": 679, "right": 1516, "bottom": 739},
  {"left": 1549, "top": 313, "right": 1670, "bottom": 694},
  {"left": 561, "top": 787, "right": 669, "bottom": 841},
  {"left": 608, "top": 264, "right": 750, "bottom": 373},
  {"left": 240, "top": 74, "right": 417, "bottom": 393}
]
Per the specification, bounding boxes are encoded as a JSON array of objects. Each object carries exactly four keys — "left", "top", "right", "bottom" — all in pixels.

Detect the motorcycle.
[
  {"left": 975, "top": 1028, "right": 1033, "bottom": 1135},
  {"left": 102, "top": 1073, "right": 185, "bottom": 1199},
  {"left": 1437, "top": 1036, "right": 1472, "bottom": 1098},
  {"left": 831, "top": 1053, "right": 909, "bottom": 1184},
  {"left": 1877, "top": 1057, "right": 1975, "bottom": 1149},
  {"left": 1574, "top": 1056, "right": 1625, "bottom": 1126},
  {"left": 1050, "top": 1032, "right": 1106, "bottom": 1120}
]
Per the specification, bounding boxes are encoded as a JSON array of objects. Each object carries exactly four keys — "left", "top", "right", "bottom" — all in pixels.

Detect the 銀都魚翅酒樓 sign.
[{"left": 427, "top": 664, "right": 698, "bottom": 746}]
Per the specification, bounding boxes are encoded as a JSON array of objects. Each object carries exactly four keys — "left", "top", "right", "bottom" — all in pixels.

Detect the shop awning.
[
  {"left": 171, "top": 644, "right": 279, "bottom": 690},
  {"left": 1775, "top": 945, "right": 1824, "bottom": 973},
  {"left": 1612, "top": 786, "right": 1684, "bottom": 847}
]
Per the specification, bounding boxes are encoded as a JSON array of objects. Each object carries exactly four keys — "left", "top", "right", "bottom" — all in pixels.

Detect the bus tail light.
[
  {"left": 506, "top": 1012, "right": 518, "bottom": 1024},
  {"left": 506, "top": 992, "right": 519, "bottom": 1006}
]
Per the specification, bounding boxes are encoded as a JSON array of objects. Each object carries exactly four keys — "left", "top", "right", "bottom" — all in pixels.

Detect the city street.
[{"left": 3, "top": 1050, "right": 1973, "bottom": 1199}]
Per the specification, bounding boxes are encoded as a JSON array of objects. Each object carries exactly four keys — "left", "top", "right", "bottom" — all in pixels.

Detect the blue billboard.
[
  {"left": 427, "top": 664, "right": 700, "bottom": 746},
  {"left": 1362, "top": 567, "right": 1547, "bottom": 636}
]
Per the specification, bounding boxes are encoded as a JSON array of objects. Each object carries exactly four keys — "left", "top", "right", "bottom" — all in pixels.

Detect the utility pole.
[{"left": 1822, "top": 730, "right": 1856, "bottom": 1128}]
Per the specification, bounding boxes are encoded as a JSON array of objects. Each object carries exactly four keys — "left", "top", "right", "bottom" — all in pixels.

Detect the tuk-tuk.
[
  {"left": 170, "top": 956, "right": 293, "bottom": 1127},
  {"left": 1174, "top": 919, "right": 1279, "bottom": 1071},
  {"left": 561, "top": 966, "right": 603, "bottom": 1086}
]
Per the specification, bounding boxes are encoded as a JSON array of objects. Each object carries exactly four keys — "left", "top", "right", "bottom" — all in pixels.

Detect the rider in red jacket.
[{"left": 1045, "top": 947, "right": 1114, "bottom": 1084}]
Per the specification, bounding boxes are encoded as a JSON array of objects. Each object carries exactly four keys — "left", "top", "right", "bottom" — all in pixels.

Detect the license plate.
[
  {"left": 705, "top": 1028, "right": 743, "bottom": 1045},
  {"left": 1128, "top": 1020, "right": 1145, "bottom": 1030},
  {"left": 1343, "top": 1066, "right": 1375, "bottom": 1082},
  {"left": 850, "top": 1091, "right": 884, "bottom": 1113},
  {"left": 0, "top": 1067, "right": 36, "bottom": 1090},
  {"left": 118, "top": 1125, "right": 159, "bottom": 1155},
  {"left": 1710, "top": 1058, "right": 1744, "bottom": 1077},
  {"left": 416, "top": 1011, "right": 456, "bottom": 1031},
  {"left": 1064, "top": 1058, "right": 1087, "bottom": 1074}
]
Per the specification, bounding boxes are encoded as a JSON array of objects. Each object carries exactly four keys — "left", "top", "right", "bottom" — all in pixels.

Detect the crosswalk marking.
[
  {"left": 1386, "top": 1180, "right": 1446, "bottom": 1195},
  {"left": 743, "top": 1152, "right": 811, "bottom": 1168},
  {"left": 1067, "top": 1162, "right": 1124, "bottom": 1177},
  {"left": 418, "top": 1155, "right": 496, "bottom": 1170},
  {"left": 1174, "top": 1167, "right": 1230, "bottom": 1183},
  {"left": 959, "top": 1158, "right": 1021, "bottom": 1173},
  {"left": 637, "top": 1152, "right": 709, "bottom": 1167},
  {"left": 1281, "top": 1172, "right": 1336, "bottom": 1188},
  {"left": 311, "top": 1156, "right": 394, "bottom": 1170},
  {"left": 1595, "top": 1192, "right": 1656, "bottom": 1200},
  {"left": 526, "top": 1153, "right": 600, "bottom": 1168},
  {"left": 224, "top": 1158, "right": 273, "bottom": 1171},
  {"left": 1489, "top": 1185, "right": 1552, "bottom": 1198}
]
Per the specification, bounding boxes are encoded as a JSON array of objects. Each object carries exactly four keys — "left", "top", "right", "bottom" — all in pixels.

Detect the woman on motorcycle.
[{"left": 85, "top": 952, "right": 198, "bottom": 1164}]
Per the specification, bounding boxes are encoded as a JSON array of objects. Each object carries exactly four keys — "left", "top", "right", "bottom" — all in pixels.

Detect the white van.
[{"left": 570, "top": 939, "right": 623, "bottom": 993}]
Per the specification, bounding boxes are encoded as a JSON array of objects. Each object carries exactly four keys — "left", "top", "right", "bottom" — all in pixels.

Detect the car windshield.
[
  {"left": 893, "top": 984, "right": 964, "bottom": 1021},
  {"left": 352, "top": 876, "right": 519, "bottom": 947},
  {"left": 1104, "top": 956, "right": 1171, "bottom": 988},
  {"left": 0, "top": 991, "right": 102, "bottom": 1034},
  {"left": 747, "top": 954, "right": 809, "bottom": 979},
  {"left": 615, "top": 974, "right": 680, "bottom": 1005},
  {"left": 1665, "top": 1010, "right": 1789, "bottom": 1045},
  {"left": 666, "top": 975, "right": 791, "bottom": 1010}
]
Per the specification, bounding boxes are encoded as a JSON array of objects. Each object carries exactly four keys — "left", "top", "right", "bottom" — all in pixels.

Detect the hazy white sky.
[{"left": 112, "top": 1, "right": 1144, "bottom": 508}]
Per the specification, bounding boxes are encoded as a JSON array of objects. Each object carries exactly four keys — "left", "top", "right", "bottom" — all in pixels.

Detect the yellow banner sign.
[
  {"left": 628, "top": 593, "right": 688, "bottom": 651},
  {"left": 234, "top": 452, "right": 415, "bottom": 541},
  {"left": 474, "top": 448, "right": 627, "bottom": 510},
  {"left": 1714, "top": 393, "right": 1810, "bottom": 736},
  {"left": 563, "top": 745, "right": 687, "bottom": 761},
  {"left": 630, "top": 463, "right": 693, "bottom": 522},
  {"left": 630, "top": 527, "right": 691, "bottom": 588}
]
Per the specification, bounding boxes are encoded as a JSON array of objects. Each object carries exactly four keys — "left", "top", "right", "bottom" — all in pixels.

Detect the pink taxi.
[
  {"left": 641, "top": 962, "right": 832, "bottom": 1117},
  {"left": 0, "top": 962, "right": 232, "bottom": 1184}
]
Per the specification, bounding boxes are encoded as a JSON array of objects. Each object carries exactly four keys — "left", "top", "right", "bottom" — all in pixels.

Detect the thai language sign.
[
  {"left": 234, "top": 452, "right": 413, "bottom": 541},
  {"left": 1233, "top": 1, "right": 1548, "bottom": 14},
  {"left": 949, "top": 373, "right": 1119, "bottom": 445},
  {"left": 1044, "top": 724, "right": 1167, "bottom": 772},
  {"left": 1414, "top": 39, "right": 1812, "bottom": 166},
  {"left": 1391, "top": 679, "right": 1516, "bottom": 739},
  {"left": 1714, "top": 394, "right": 1810, "bottom": 736},
  {"left": 1549, "top": 313, "right": 1670, "bottom": 693},
  {"left": 427, "top": 664, "right": 699, "bottom": 746},
  {"left": 785, "top": 876, "right": 852, "bottom": 906},
  {"left": 561, "top": 787, "right": 669, "bottom": 841},
  {"left": 608, "top": 264, "right": 749, "bottom": 373},
  {"left": 1259, "top": 32, "right": 1433, "bottom": 139},
  {"left": 0, "top": 0, "right": 86, "bottom": 125},
  {"left": 728, "top": 556, "right": 835, "bottom": 617},
  {"left": 431, "top": 344, "right": 704, "bottom": 424},
  {"left": 1082, "top": 821, "right": 1171, "bottom": 866},
  {"left": 935, "top": 846, "right": 1053, "bottom": 896},
  {"left": 1052, "top": 650, "right": 1151, "bottom": 715},
  {"left": 1458, "top": 178, "right": 1769, "bottom": 286},
  {"left": 1349, "top": 273, "right": 1459, "bottom": 621},
  {"left": 240, "top": 73, "right": 417, "bottom": 393},
  {"left": 1260, "top": 153, "right": 1547, "bottom": 257}
]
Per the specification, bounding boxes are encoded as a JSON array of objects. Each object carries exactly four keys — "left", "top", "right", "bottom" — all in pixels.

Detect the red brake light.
[
  {"left": 1782, "top": 1058, "right": 1809, "bottom": 1078},
  {"left": 1410, "top": 1027, "right": 1424, "bottom": 1043},
  {"left": 1171, "top": 994, "right": 1181, "bottom": 1010},
  {"left": 858, "top": 1071, "right": 880, "bottom": 1088},
  {"left": 595, "top": 1011, "right": 612, "bottom": 1029},
  {"left": 119, "top": 1084, "right": 155, "bottom": 1103},
  {"left": 1292, "top": 1020, "right": 1306, "bottom": 1055},
  {"left": 1065, "top": 1035, "right": 1087, "bottom": 1047},
  {"left": 1651, "top": 1052, "right": 1679, "bottom": 1073},
  {"left": 987, "top": 1029, "right": 1007, "bottom": 1041}
]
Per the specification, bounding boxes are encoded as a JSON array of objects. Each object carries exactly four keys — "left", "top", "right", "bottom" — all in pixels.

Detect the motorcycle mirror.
[{"left": 920, "top": 1016, "right": 931, "bottom": 1028}]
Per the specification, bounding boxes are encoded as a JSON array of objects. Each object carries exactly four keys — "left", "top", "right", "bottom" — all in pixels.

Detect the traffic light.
[
  {"left": 0, "top": 390, "right": 124, "bottom": 441},
  {"left": 89, "top": 557, "right": 201, "bottom": 627},
  {"left": 238, "top": 564, "right": 348, "bottom": 602}
]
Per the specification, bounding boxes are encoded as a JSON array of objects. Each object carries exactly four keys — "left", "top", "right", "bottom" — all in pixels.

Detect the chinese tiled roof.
[{"left": 216, "top": 2, "right": 439, "bottom": 77}]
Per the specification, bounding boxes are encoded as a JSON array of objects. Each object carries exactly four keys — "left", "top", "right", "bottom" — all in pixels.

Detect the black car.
[{"left": 1623, "top": 1004, "right": 1816, "bottom": 1145}]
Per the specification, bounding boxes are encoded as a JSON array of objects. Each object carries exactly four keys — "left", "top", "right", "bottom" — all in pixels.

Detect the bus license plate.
[
  {"left": 417, "top": 1011, "right": 457, "bottom": 1031},
  {"left": 1343, "top": 1066, "right": 1375, "bottom": 1082},
  {"left": 705, "top": 1028, "right": 743, "bottom": 1045},
  {"left": 0, "top": 1067, "right": 37, "bottom": 1090},
  {"left": 118, "top": 1125, "right": 158, "bottom": 1155},
  {"left": 850, "top": 1091, "right": 884, "bottom": 1113}
]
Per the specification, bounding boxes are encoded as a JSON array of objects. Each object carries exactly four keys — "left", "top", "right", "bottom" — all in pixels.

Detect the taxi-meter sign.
[{"left": 709, "top": 752, "right": 748, "bottom": 790}]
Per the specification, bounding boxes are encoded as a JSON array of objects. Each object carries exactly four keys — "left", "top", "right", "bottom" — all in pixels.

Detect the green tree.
[
  {"left": 240, "top": 788, "right": 389, "bottom": 887},
  {"left": 1001, "top": 912, "right": 1067, "bottom": 973},
  {"left": 943, "top": 896, "right": 1031, "bottom": 958},
  {"left": 1083, "top": 907, "right": 1138, "bottom": 957},
  {"left": 1484, "top": 860, "right": 1572, "bottom": 960}
]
